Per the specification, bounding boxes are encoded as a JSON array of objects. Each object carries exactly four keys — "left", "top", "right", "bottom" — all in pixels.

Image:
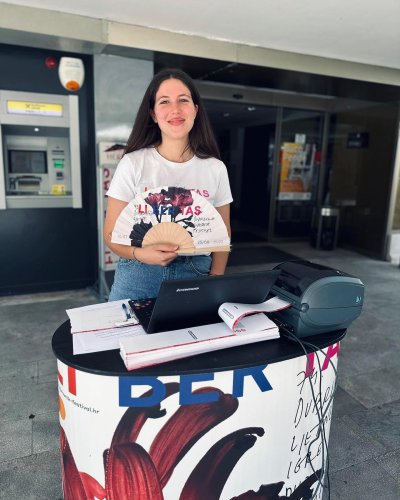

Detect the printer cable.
[
  {"left": 284, "top": 331, "right": 338, "bottom": 500},
  {"left": 302, "top": 339, "right": 338, "bottom": 500}
]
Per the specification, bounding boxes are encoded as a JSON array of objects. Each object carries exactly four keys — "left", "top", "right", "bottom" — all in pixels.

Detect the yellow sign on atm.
[{"left": 7, "top": 100, "right": 63, "bottom": 117}]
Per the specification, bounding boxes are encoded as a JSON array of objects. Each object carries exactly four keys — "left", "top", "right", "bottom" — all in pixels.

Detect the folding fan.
[{"left": 111, "top": 186, "right": 230, "bottom": 254}]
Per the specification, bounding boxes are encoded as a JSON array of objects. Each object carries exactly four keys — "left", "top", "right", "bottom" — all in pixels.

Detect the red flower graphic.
[
  {"left": 60, "top": 382, "right": 323, "bottom": 499},
  {"left": 60, "top": 427, "right": 106, "bottom": 499},
  {"left": 180, "top": 427, "right": 265, "bottom": 499},
  {"left": 144, "top": 187, "right": 194, "bottom": 222},
  {"left": 144, "top": 192, "right": 166, "bottom": 208},
  {"left": 128, "top": 187, "right": 196, "bottom": 246},
  {"left": 163, "top": 187, "right": 194, "bottom": 211},
  {"left": 144, "top": 192, "right": 167, "bottom": 222},
  {"left": 104, "top": 443, "right": 163, "bottom": 500}
]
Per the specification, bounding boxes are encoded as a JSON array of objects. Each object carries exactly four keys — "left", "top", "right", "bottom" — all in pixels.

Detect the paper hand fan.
[{"left": 111, "top": 186, "right": 230, "bottom": 254}]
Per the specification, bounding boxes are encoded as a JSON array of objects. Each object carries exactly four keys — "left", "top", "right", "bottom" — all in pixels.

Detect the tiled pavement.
[{"left": 0, "top": 244, "right": 399, "bottom": 499}]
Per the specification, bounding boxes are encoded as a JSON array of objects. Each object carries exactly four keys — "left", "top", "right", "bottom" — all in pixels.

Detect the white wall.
[{"left": 94, "top": 55, "right": 153, "bottom": 143}]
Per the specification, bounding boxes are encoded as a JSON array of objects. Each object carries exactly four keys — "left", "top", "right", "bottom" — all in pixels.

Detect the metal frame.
[
  {"left": 384, "top": 119, "right": 400, "bottom": 260},
  {"left": 69, "top": 95, "right": 82, "bottom": 208},
  {"left": 268, "top": 107, "right": 283, "bottom": 241},
  {"left": 0, "top": 126, "right": 5, "bottom": 209},
  {"left": 96, "top": 142, "right": 124, "bottom": 300},
  {"left": 317, "top": 112, "right": 331, "bottom": 207}
]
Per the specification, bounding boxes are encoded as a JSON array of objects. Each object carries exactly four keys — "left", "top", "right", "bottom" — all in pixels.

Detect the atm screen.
[{"left": 8, "top": 150, "right": 47, "bottom": 174}]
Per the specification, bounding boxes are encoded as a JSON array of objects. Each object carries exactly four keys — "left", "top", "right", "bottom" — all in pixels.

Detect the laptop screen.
[{"left": 146, "top": 269, "right": 280, "bottom": 333}]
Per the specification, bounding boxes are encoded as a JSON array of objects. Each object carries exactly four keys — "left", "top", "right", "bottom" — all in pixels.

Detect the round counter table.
[{"left": 53, "top": 320, "right": 345, "bottom": 500}]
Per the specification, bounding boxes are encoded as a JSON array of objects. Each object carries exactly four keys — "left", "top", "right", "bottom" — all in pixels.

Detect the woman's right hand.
[
  {"left": 104, "top": 197, "right": 179, "bottom": 265},
  {"left": 134, "top": 244, "right": 179, "bottom": 266}
]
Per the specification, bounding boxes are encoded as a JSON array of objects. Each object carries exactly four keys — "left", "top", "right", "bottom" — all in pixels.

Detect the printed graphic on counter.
[
  {"left": 111, "top": 186, "right": 230, "bottom": 254},
  {"left": 57, "top": 344, "right": 339, "bottom": 499}
]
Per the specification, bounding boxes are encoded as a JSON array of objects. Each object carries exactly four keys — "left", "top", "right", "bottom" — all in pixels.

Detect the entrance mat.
[{"left": 228, "top": 244, "right": 298, "bottom": 267}]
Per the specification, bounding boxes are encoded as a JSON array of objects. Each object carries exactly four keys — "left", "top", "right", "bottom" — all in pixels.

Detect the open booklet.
[
  {"left": 66, "top": 296, "right": 290, "bottom": 363},
  {"left": 119, "top": 296, "right": 290, "bottom": 370}
]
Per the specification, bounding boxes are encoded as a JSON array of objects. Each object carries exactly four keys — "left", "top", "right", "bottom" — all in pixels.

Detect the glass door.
[
  {"left": 204, "top": 99, "right": 278, "bottom": 242},
  {"left": 273, "top": 108, "right": 325, "bottom": 238}
]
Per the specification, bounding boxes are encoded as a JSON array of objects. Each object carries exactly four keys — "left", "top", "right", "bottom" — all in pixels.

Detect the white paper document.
[
  {"left": 66, "top": 300, "right": 141, "bottom": 355},
  {"left": 72, "top": 324, "right": 146, "bottom": 355},
  {"left": 67, "top": 300, "right": 138, "bottom": 333}
]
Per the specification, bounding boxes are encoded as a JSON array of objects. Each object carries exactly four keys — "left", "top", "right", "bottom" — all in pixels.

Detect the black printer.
[{"left": 269, "top": 260, "right": 364, "bottom": 338}]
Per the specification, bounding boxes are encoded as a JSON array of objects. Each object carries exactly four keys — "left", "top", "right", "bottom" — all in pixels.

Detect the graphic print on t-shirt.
[{"left": 111, "top": 186, "right": 230, "bottom": 254}]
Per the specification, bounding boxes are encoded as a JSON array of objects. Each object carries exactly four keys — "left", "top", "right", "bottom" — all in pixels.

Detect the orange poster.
[{"left": 279, "top": 142, "right": 315, "bottom": 200}]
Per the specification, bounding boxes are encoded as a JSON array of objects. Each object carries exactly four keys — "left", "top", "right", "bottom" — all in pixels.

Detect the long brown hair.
[{"left": 124, "top": 68, "right": 220, "bottom": 160}]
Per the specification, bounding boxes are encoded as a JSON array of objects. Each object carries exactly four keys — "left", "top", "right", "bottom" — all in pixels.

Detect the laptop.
[{"left": 128, "top": 269, "right": 280, "bottom": 334}]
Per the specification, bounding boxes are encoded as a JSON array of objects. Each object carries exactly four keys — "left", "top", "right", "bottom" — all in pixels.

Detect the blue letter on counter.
[
  {"left": 232, "top": 364, "right": 273, "bottom": 397},
  {"left": 179, "top": 373, "right": 219, "bottom": 406},
  {"left": 119, "top": 376, "right": 166, "bottom": 407}
]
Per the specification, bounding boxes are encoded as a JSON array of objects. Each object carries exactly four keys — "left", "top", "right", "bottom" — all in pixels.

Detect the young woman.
[{"left": 104, "top": 68, "right": 232, "bottom": 301}]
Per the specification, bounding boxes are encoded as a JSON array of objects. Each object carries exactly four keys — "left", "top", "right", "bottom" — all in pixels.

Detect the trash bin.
[{"left": 311, "top": 207, "right": 340, "bottom": 250}]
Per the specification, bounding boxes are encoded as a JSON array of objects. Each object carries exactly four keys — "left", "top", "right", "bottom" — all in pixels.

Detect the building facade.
[{"left": 0, "top": 3, "right": 399, "bottom": 294}]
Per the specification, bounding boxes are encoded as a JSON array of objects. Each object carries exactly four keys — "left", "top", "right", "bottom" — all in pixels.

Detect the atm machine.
[
  {"left": 0, "top": 89, "right": 87, "bottom": 294},
  {"left": 0, "top": 90, "right": 82, "bottom": 209}
]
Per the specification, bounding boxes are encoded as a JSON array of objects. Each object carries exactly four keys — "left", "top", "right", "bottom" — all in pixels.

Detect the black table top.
[{"left": 52, "top": 320, "right": 346, "bottom": 377}]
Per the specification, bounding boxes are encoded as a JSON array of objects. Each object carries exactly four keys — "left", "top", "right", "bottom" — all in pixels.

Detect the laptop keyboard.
[{"left": 128, "top": 299, "right": 156, "bottom": 329}]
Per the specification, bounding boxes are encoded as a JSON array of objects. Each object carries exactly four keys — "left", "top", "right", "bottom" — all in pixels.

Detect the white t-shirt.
[{"left": 106, "top": 147, "right": 233, "bottom": 207}]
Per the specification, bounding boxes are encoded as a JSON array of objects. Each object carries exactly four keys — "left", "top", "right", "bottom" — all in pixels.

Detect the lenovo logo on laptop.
[{"left": 176, "top": 287, "right": 200, "bottom": 292}]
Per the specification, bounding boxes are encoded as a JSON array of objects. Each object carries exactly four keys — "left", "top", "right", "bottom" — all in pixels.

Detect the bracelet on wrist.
[{"left": 132, "top": 247, "right": 139, "bottom": 261}]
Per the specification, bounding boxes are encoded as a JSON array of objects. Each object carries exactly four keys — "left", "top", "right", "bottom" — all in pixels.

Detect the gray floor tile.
[
  {"left": 32, "top": 411, "right": 60, "bottom": 454},
  {"left": 1, "top": 296, "right": 96, "bottom": 334},
  {"left": 332, "top": 386, "right": 366, "bottom": 419},
  {"left": 0, "top": 361, "right": 38, "bottom": 384},
  {"left": 37, "top": 358, "right": 58, "bottom": 384},
  {"left": 0, "top": 287, "right": 98, "bottom": 307},
  {"left": 328, "top": 459, "right": 400, "bottom": 500},
  {"left": 375, "top": 449, "right": 400, "bottom": 483},
  {"left": 348, "top": 400, "right": 400, "bottom": 452},
  {"left": 328, "top": 415, "right": 386, "bottom": 473},
  {"left": 0, "top": 451, "right": 62, "bottom": 500},
  {"left": 337, "top": 333, "right": 400, "bottom": 378},
  {"left": 0, "top": 335, "right": 57, "bottom": 366},
  {"left": 0, "top": 380, "right": 58, "bottom": 421},
  {"left": 339, "top": 365, "right": 400, "bottom": 408},
  {"left": 0, "top": 298, "right": 99, "bottom": 365},
  {"left": 376, "top": 318, "right": 400, "bottom": 347},
  {"left": 0, "top": 418, "right": 32, "bottom": 462},
  {"left": 0, "top": 449, "right": 60, "bottom": 473}
]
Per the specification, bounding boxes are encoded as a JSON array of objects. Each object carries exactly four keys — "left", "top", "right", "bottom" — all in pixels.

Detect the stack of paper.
[
  {"left": 66, "top": 300, "right": 144, "bottom": 355},
  {"left": 120, "top": 313, "right": 280, "bottom": 370}
]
